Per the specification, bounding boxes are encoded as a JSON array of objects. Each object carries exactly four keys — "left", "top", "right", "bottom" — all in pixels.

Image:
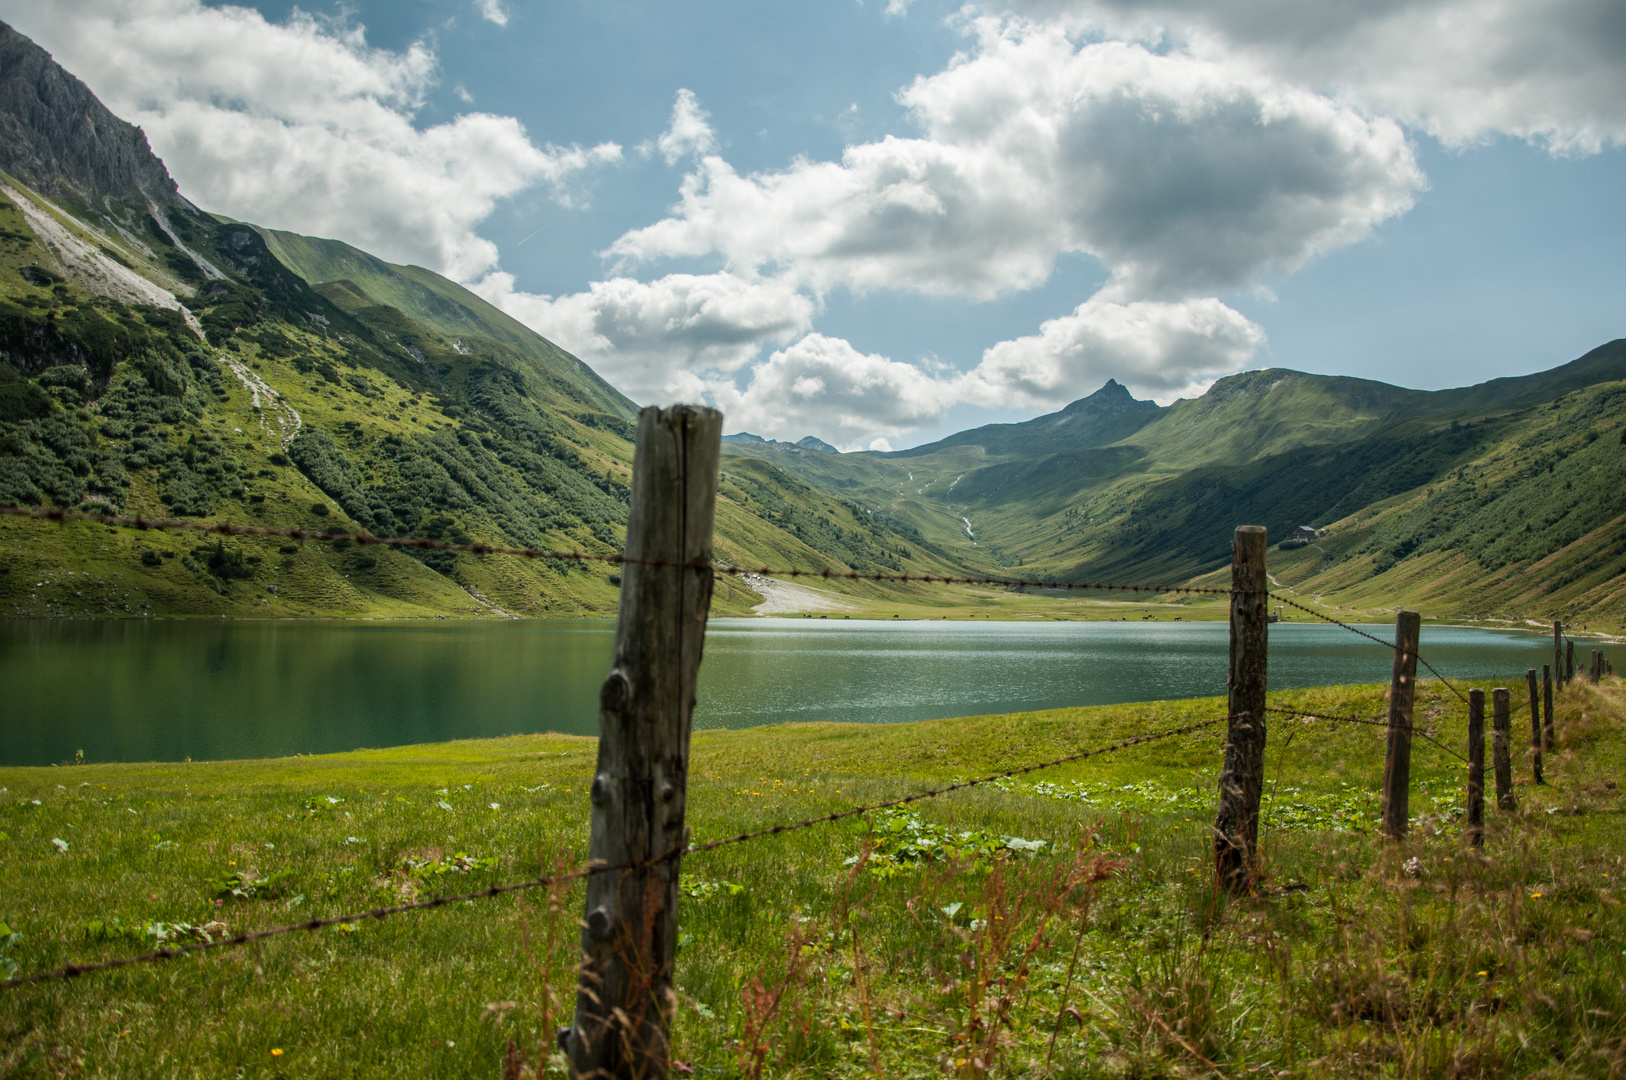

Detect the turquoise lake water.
[{"left": 2, "top": 617, "right": 1614, "bottom": 766}]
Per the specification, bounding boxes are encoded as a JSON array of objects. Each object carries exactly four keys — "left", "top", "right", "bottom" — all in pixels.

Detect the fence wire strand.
[
  {"left": 1268, "top": 590, "right": 1472, "bottom": 706},
  {"left": 1265, "top": 705, "right": 1467, "bottom": 763},
  {"left": 0, "top": 711, "right": 1232, "bottom": 992}
]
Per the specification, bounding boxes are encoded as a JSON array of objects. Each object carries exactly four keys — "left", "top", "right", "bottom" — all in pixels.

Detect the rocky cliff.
[{"left": 0, "top": 20, "right": 186, "bottom": 209}]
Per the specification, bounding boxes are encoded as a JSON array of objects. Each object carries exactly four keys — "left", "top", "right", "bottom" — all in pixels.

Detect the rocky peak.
[{"left": 0, "top": 21, "right": 187, "bottom": 209}]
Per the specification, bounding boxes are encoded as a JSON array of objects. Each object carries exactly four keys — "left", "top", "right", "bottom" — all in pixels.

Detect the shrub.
[{"left": 201, "top": 541, "right": 254, "bottom": 581}]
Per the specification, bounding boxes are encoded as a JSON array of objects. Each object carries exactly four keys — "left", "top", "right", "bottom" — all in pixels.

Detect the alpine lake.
[{"left": 5, "top": 615, "right": 1619, "bottom": 768}]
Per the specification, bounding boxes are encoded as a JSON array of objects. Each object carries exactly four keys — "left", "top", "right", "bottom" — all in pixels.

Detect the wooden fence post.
[
  {"left": 1214, "top": 525, "right": 1268, "bottom": 891},
  {"left": 1554, "top": 620, "right": 1563, "bottom": 689},
  {"left": 1543, "top": 664, "right": 1554, "bottom": 751},
  {"left": 1467, "top": 689, "right": 1485, "bottom": 850},
  {"left": 1492, "top": 687, "right": 1515, "bottom": 812},
  {"left": 1526, "top": 669, "right": 1543, "bottom": 785},
  {"left": 1381, "top": 610, "right": 1421, "bottom": 839},
  {"left": 1566, "top": 639, "right": 1575, "bottom": 683},
  {"left": 564, "top": 405, "right": 722, "bottom": 1080},
  {"left": 1593, "top": 650, "right": 1603, "bottom": 684}
]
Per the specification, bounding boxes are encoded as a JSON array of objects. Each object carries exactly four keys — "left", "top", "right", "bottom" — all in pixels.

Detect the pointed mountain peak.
[{"left": 1057, "top": 378, "right": 1160, "bottom": 418}]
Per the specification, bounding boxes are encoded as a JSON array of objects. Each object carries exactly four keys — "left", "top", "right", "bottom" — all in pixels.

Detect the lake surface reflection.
[{"left": 3, "top": 617, "right": 1615, "bottom": 766}]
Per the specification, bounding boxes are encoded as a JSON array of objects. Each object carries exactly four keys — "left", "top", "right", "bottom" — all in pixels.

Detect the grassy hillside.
[
  {"left": 2, "top": 677, "right": 1623, "bottom": 1076},
  {"left": 256, "top": 229, "right": 636, "bottom": 421},
  {"left": 0, "top": 176, "right": 970, "bottom": 619},
  {"left": 728, "top": 344, "right": 1626, "bottom": 626}
]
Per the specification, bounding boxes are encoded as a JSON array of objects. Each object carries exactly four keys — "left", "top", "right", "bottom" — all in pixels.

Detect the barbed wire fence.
[{"left": 0, "top": 477, "right": 1596, "bottom": 1073}]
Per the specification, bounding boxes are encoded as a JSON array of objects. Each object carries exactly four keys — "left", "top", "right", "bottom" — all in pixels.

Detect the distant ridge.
[{"left": 722, "top": 432, "right": 840, "bottom": 454}]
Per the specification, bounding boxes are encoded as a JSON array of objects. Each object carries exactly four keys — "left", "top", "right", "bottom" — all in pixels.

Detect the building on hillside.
[{"left": 1290, "top": 525, "right": 1319, "bottom": 542}]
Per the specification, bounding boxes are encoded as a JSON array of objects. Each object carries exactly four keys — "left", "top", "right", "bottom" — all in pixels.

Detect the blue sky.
[{"left": 10, "top": 0, "right": 1625, "bottom": 448}]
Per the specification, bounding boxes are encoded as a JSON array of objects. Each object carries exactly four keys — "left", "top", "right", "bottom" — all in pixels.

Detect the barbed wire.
[
  {"left": 1, "top": 504, "right": 1239, "bottom": 596},
  {"left": 683, "top": 711, "right": 1234, "bottom": 855},
  {"left": 0, "top": 711, "right": 1232, "bottom": 991},
  {"left": 1268, "top": 590, "right": 1472, "bottom": 706},
  {"left": 1265, "top": 705, "right": 1467, "bottom": 763}
]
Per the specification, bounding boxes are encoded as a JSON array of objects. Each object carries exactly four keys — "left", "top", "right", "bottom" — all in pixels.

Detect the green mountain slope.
[
  {"left": 2, "top": 17, "right": 1622, "bottom": 626},
  {"left": 720, "top": 343, "right": 1626, "bottom": 624},
  {"left": 256, "top": 228, "right": 636, "bottom": 420},
  {"left": 0, "top": 19, "right": 988, "bottom": 619}
]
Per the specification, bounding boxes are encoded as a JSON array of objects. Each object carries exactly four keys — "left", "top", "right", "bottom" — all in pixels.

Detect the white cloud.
[
  {"left": 475, "top": 0, "right": 509, "bottom": 28},
  {"left": 714, "top": 334, "right": 962, "bottom": 449},
  {"left": 1003, "top": 0, "right": 1626, "bottom": 153},
  {"left": 961, "top": 296, "right": 1265, "bottom": 406},
  {"left": 472, "top": 271, "right": 815, "bottom": 404},
  {"left": 653, "top": 89, "right": 718, "bottom": 165},
  {"left": 5, "top": 0, "right": 619, "bottom": 280},
  {"left": 608, "top": 22, "right": 1423, "bottom": 301}
]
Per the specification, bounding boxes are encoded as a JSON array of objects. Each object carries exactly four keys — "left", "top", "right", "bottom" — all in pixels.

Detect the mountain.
[
  {"left": 256, "top": 228, "right": 636, "bottom": 421},
  {"left": 714, "top": 343, "right": 1626, "bottom": 622},
  {"left": 0, "top": 22, "right": 185, "bottom": 213},
  {"left": 0, "top": 21, "right": 952, "bottom": 619},
  {"left": 724, "top": 432, "right": 839, "bottom": 454},
  {"left": 2, "top": 19, "right": 1623, "bottom": 626},
  {"left": 898, "top": 378, "right": 1162, "bottom": 458}
]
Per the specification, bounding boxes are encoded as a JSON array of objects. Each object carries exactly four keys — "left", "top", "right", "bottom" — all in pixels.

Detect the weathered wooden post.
[
  {"left": 1215, "top": 525, "right": 1268, "bottom": 891},
  {"left": 1526, "top": 669, "right": 1543, "bottom": 785},
  {"left": 1492, "top": 688, "right": 1515, "bottom": 812},
  {"left": 1381, "top": 610, "right": 1421, "bottom": 839},
  {"left": 1554, "top": 620, "right": 1563, "bottom": 688},
  {"left": 564, "top": 405, "right": 722, "bottom": 1079},
  {"left": 1592, "top": 650, "right": 1603, "bottom": 684},
  {"left": 1542, "top": 665, "right": 1554, "bottom": 751},
  {"left": 1467, "top": 689, "right": 1485, "bottom": 850}
]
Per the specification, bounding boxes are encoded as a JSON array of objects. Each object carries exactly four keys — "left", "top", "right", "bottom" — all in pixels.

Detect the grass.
[{"left": 2, "top": 677, "right": 1623, "bottom": 1078}]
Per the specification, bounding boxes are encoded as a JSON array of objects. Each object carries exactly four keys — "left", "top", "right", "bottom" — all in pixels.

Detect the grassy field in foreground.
[{"left": 1, "top": 680, "right": 1623, "bottom": 1078}]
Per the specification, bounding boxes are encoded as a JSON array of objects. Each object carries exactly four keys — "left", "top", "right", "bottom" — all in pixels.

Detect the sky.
[{"left": 6, "top": 0, "right": 1625, "bottom": 450}]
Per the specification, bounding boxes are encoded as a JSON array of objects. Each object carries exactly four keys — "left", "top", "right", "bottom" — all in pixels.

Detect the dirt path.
[{"left": 740, "top": 574, "right": 858, "bottom": 615}]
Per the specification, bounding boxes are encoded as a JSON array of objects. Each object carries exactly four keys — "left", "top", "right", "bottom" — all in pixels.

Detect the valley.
[{"left": 0, "top": 16, "right": 1623, "bottom": 629}]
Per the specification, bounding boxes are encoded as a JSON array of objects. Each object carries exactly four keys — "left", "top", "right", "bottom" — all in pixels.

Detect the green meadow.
[{"left": 1, "top": 678, "right": 1623, "bottom": 1078}]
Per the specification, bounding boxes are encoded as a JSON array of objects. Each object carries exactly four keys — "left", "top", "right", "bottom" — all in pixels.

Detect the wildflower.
[{"left": 271, "top": 1048, "right": 283, "bottom": 1056}]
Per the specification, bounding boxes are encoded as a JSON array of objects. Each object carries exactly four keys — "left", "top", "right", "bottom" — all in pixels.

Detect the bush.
[
  {"left": 139, "top": 550, "right": 162, "bottom": 567},
  {"left": 201, "top": 541, "right": 255, "bottom": 581}
]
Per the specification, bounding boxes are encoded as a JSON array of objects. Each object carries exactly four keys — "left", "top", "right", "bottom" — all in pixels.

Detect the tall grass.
[{"left": 1, "top": 679, "right": 1622, "bottom": 1077}]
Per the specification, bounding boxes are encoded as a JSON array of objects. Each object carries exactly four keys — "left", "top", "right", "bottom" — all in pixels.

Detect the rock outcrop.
[{"left": 0, "top": 20, "right": 187, "bottom": 208}]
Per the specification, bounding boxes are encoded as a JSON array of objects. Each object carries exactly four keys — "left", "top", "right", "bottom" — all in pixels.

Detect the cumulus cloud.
[
  {"left": 6, "top": 0, "right": 619, "bottom": 280},
  {"left": 714, "top": 334, "right": 962, "bottom": 449},
  {"left": 608, "top": 20, "right": 1422, "bottom": 301},
  {"left": 472, "top": 271, "right": 815, "bottom": 403},
  {"left": 652, "top": 89, "right": 718, "bottom": 164},
  {"left": 1002, "top": 0, "right": 1626, "bottom": 153},
  {"left": 961, "top": 297, "right": 1265, "bottom": 406},
  {"left": 475, "top": 0, "right": 509, "bottom": 27}
]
